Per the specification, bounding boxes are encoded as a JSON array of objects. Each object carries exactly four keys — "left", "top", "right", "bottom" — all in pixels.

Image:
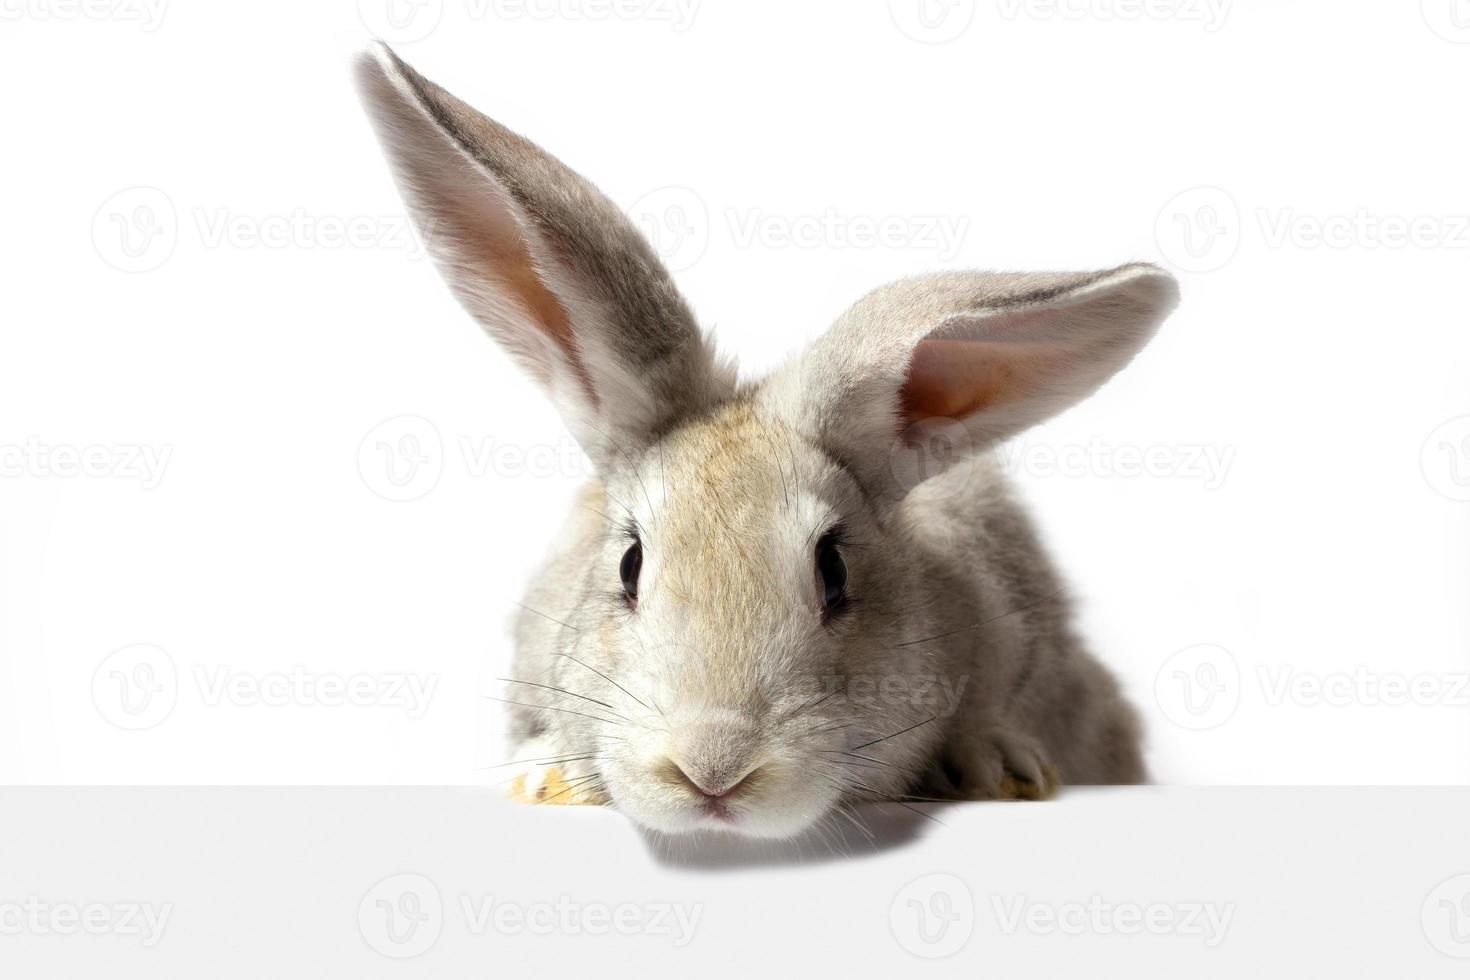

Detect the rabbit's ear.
[
  {"left": 354, "top": 43, "right": 733, "bottom": 466},
  {"left": 767, "top": 264, "right": 1179, "bottom": 496}
]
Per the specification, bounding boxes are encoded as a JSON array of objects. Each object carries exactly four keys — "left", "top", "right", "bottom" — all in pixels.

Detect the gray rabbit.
[{"left": 356, "top": 43, "right": 1178, "bottom": 838}]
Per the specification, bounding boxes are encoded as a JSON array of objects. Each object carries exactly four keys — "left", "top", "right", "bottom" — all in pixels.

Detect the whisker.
[
  {"left": 553, "top": 652, "right": 656, "bottom": 715},
  {"left": 480, "top": 695, "right": 624, "bottom": 727},
  {"left": 514, "top": 601, "right": 581, "bottom": 633},
  {"left": 848, "top": 715, "right": 936, "bottom": 751},
  {"left": 497, "top": 677, "right": 627, "bottom": 718},
  {"left": 781, "top": 688, "right": 840, "bottom": 723},
  {"left": 586, "top": 420, "right": 656, "bottom": 518},
  {"left": 476, "top": 753, "right": 596, "bottom": 771}
]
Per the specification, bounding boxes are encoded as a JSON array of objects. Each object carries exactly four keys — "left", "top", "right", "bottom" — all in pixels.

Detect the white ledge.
[{"left": 1, "top": 787, "right": 1467, "bottom": 975}]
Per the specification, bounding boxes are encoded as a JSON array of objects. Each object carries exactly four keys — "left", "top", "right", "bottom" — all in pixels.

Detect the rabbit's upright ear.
[
  {"left": 766, "top": 264, "right": 1179, "bottom": 497},
  {"left": 354, "top": 44, "right": 733, "bottom": 466}
]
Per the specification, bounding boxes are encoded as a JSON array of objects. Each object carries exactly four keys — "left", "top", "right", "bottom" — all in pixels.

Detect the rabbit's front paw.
[
  {"left": 503, "top": 737, "right": 609, "bottom": 806},
  {"left": 938, "top": 728, "right": 1061, "bottom": 802}
]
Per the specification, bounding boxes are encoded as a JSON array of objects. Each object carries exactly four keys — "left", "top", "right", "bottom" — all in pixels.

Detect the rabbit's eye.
[
  {"left": 816, "top": 530, "right": 848, "bottom": 610},
  {"left": 619, "top": 539, "right": 643, "bottom": 603}
]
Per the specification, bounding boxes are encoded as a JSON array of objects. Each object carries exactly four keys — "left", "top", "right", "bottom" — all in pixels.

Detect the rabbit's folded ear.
[
  {"left": 766, "top": 264, "right": 1179, "bottom": 496},
  {"left": 354, "top": 43, "right": 733, "bottom": 466}
]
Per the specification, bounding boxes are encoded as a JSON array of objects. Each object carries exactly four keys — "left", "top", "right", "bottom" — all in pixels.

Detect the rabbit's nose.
[{"left": 659, "top": 757, "right": 760, "bottom": 800}]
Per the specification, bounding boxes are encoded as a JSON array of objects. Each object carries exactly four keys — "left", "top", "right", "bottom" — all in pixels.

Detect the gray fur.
[{"left": 355, "top": 45, "right": 1179, "bottom": 837}]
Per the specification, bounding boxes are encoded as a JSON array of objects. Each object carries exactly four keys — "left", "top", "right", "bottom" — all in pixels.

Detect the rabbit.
[{"left": 355, "top": 42, "right": 1179, "bottom": 839}]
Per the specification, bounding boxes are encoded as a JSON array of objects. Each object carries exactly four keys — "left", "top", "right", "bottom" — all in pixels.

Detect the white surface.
[
  {"left": 1, "top": 1, "right": 1468, "bottom": 785},
  {"left": 2, "top": 787, "right": 1470, "bottom": 976}
]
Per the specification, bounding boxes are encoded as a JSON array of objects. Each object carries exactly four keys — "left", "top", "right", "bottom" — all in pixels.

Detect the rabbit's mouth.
[{"left": 602, "top": 744, "right": 842, "bottom": 839}]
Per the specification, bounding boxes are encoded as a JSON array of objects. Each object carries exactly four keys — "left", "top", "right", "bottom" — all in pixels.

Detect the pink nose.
[{"left": 667, "top": 760, "right": 757, "bottom": 800}]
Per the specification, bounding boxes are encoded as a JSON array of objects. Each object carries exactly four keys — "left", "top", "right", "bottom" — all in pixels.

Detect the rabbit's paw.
[
  {"left": 504, "top": 738, "right": 608, "bottom": 806},
  {"left": 942, "top": 728, "right": 1061, "bottom": 802}
]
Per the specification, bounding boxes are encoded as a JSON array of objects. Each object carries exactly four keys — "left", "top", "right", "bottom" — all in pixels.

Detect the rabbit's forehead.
[
  {"left": 617, "top": 401, "right": 840, "bottom": 570},
  {"left": 652, "top": 403, "right": 831, "bottom": 527}
]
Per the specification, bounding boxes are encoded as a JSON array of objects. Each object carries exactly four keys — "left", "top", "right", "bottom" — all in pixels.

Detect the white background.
[{"left": 1, "top": 0, "right": 1467, "bottom": 786}]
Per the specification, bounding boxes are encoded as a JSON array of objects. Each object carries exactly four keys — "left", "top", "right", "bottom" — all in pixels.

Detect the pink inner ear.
[
  {"left": 454, "top": 206, "right": 599, "bottom": 408},
  {"left": 900, "top": 338, "right": 1009, "bottom": 422},
  {"left": 899, "top": 337, "right": 1063, "bottom": 425}
]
